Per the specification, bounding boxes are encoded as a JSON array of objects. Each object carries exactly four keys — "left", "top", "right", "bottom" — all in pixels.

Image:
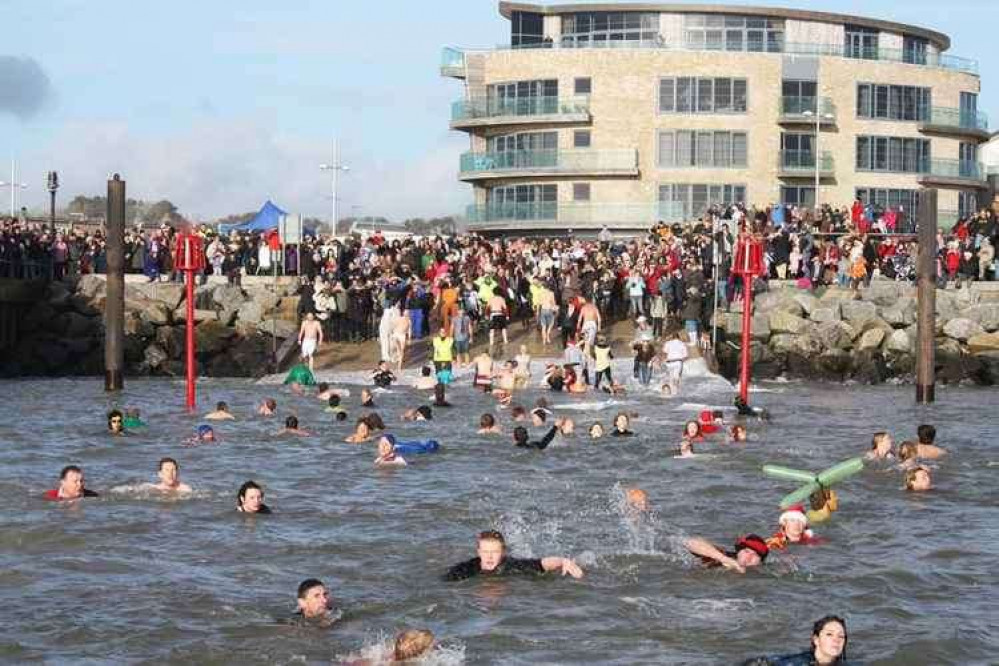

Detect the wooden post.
[
  {"left": 915, "top": 189, "right": 937, "bottom": 404},
  {"left": 104, "top": 174, "right": 126, "bottom": 391}
]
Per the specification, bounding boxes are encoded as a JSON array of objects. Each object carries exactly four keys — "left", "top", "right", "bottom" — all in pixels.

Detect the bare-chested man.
[
  {"left": 576, "top": 297, "right": 602, "bottom": 357},
  {"left": 487, "top": 292, "right": 509, "bottom": 349},
  {"left": 536, "top": 285, "right": 557, "bottom": 345},
  {"left": 473, "top": 350, "right": 495, "bottom": 391},
  {"left": 298, "top": 313, "right": 323, "bottom": 373},
  {"left": 390, "top": 312, "right": 412, "bottom": 371}
]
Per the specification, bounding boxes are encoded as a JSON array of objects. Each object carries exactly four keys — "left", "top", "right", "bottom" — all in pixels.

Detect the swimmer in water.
[
  {"left": 276, "top": 415, "right": 310, "bottom": 437},
  {"left": 371, "top": 361, "right": 396, "bottom": 388},
  {"left": 589, "top": 422, "right": 605, "bottom": 439},
  {"left": 674, "top": 438, "right": 695, "bottom": 458},
  {"left": 401, "top": 405, "right": 433, "bottom": 422},
  {"left": 478, "top": 413, "right": 502, "bottom": 435},
  {"left": 362, "top": 412, "right": 386, "bottom": 431},
  {"left": 374, "top": 436, "right": 407, "bottom": 467},
  {"left": 153, "top": 457, "right": 192, "bottom": 493},
  {"left": 444, "top": 529, "right": 583, "bottom": 580},
  {"left": 204, "top": 401, "right": 235, "bottom": 421},
  {"left": 258, "top": 398, "right": 277, "bottom": 416},
  {"left": 766, "top": 504, "right": 821, "bottom": 550},
  {"left": 324, "top": 394, "right": 346, "bottom": 416},
  {"left": 512, "top": 419, "right": 566, "bottom": 450},
  {"left": 393, "top": 629, "right": 435, "bottom": 662},
  {"left": 511, "top": 405, "right": 528, "bottom": 422},
  {"left": 293, "top": 578, "right": 337, "bottom": 627},
  {"left": 123, "top": 408, "right": 145, "bottom": 428},
  {"left": 730, "top": 424, "right": 748, "bottom": 443},
  {"left": 558, "top": 417, "right": 575, "bottom": 437},
  {"left": 44, "top": 465, "right": 99, "bottom": 501},
  {"left": 684, "top": 534, "right": 770, "bottom": 573},
  {"left": 915, "top": 424, "right": 948, "bottom": 459},
  {"left": 742, "top": 615, "right": 848, "bottom": 666},
  {"left": 659, "top": 382, "right": 674, "bottom": 397},
  {"left": 866, "top": 431, "right": 896, "bottom": 460},
  {"left": 531, "top": 407, "right": 551, "bottom": 427},
  {"left": 414, "top": 366, "right": 437, "bottom": 391},
  {"left": 625, "top": 487, "right": 650, "bottom": 513},
  {"left": 345, "top": 419, "right": 373, "bottom": 444},
  {"left": 807, "top": 486, "right": 838, "bottom": 524},
  {"left": 601, "top": 381, "right": 627, "bottom": 396},
  {"left": 897, "top": 441, "right": 920, "bottom": 470},
  {"left": 360, "top": 388, "right": 376, "bottom": 408},
  {"left": 107, "top": 409, "right": 126, "bottom": 436},
  {"left": 905, "top": 465, "right": 932, "bottom": 492},
  {"left": 183, "top": 424, "right": 216, "bottom": 445},
  {"left": 611, "top": 412, "right": 634, "bottom": 437},
  {"left": 682, "top": 420, "right": 704, "bottom": 443},
  {"left": 236, "top": 480, "right": 271, "bottom": 514}
]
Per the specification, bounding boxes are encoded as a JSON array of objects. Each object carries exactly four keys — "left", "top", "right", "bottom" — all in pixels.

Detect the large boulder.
[
  {"left": 62, "top": 311, "right": 99, "bottom": 338},
  {"left": 968, "top": 331, "right": 999, "bottom": 355},
  {"left": 756, "top": 291, "right": 804, "bottom": 317},
  {"left": 236, "top": 301, "right": 265, "bottom": 325},
  {"left": 156, "top": 325, "right": 186, "bottom": 360},
  {"left": 271, "top": 296, "right": 301, "bottom": 322},
  {"left": 124, "top": 314, "right": 155, "bottom": 338},
  {"left": 935, "top": 337, "right": 977, "bottom": 385},
  {"left": 768, "top": 333, "right": 798, "bottom": 355},
  {"left": 70, "top": 293, "right": 101, "bottom": 316},
  {"left": 812, "top": 320, "right": 854, "bottom": 351},
  {"left": 76, "top": 275, "right": 106, "bottom": 300},
  {"left": 244, "top": 288, "right": 281, "bottom": 314},
  {"left": 885, "top": 329, "right": 913, "bottom": 354},
  {"left": 818, "top": 287, "right": 855, "bottom": 302},
  {"left": 257, "top": 319, "right": 297, "bottom": 339},
  {"left": 841, "top": 300, "right": 878, "bottom": 324},
  {"left": 881, "top": 298, "right": 915, "bottom": 328},
  {"left": 769, "top": 311, "right": 807, "bottom": 335},
  {"left": 193, "top": 285, "right": 216, "bottom": 310},
  {"left": 172, "top": 307, "right": 219, "bottom": 323},
  {"left": 857, "top": 327, "right": 886, "bottom": 351},
  {"left": 196, "top": 320, "right": 238, "bottom": 354},
  {"left": 143, "top": 343, "right": 169, "bottom": 369},
  {"left": 960, "top": 304, "right": 999, "bottom": 332},
  {"left": 810, "top": 306, "right": 841, "bottom": 323},
  {"left": 127, "top": 282, "right": 185, "bottom": 310},
  {"left": 791, "top": 291, "right": 819, "bottom": 316},
  {"left": 862, "top": 281, "right": 903, "bottom": 306},
  {"left": 942, "top": 318, "right": 984, "bottom": 342},
  {"left": 212, "top": 285, "right": 247, "bottom": 312},
  {"left": 138, "top": 301, "right": 172, "bottom": 326},
  {"left": 973, "top": 351, "right": 999, "bottom": 385},
  {"left": 47, "top": 282, "right": 73, "bottom": 310},
  {"left": 851, "top": 349, "right": 888, "bottom": 384},
  {"left": 817, "top": 348, "right": 852, "bottom": 379}
]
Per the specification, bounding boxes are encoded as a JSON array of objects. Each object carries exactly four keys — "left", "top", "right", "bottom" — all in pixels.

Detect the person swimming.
[
  {"left": 730, "top": 424, "right": 748, "bottom": 443},
  {"left": 292, "top": 578, "right": 338, "bottom": 627},
  {"left": 512, "top": 420, "right": 565, "bottom": 450},
  {"left": 905, "top": 465, "right": 932, "bottom": 492},
  {"left": 682, "top": 420, "right": 704, "bottom": 443},
  {"left": 122, "top": 408, "right": 145, "bottom": 428},
  {"left": 401, "top": 405, "right": 433, "bottom": 422},
  {"left": 674, "top": 438, "right": 695, "bottom": 458},
  {"left": 915, "top": 424, "right": 948, "bottom": 459},
  {"left": 257, "top": 398, "right": 277, "bottom": 416},
  {"left": 345, "top": 419, "right": 373, "bottom": 444},
  {"left": 324, "top": 394, "right": 346, "bottom": 415},
  {"left": 205, "top": 401, "right": 235, "bottom": 421},
  {"left": 277, "top": 415, "right": 310, "bottom": 436},
  {"left": 374, "top": 436, "right": 407, "bottom": 467},
  {"left": 371, "top": 362, "right": 396, "bottom": 388},
  {"left": 153, "top": 457, "right": 192, "bottom": 493},
  {"left": 741, "top": 615, "right": 849, "bottom": 665},
  {"left": 611, "top": 412, "right": 634, "bottom": 437},
  {"left": 414, "top": 366, "right": 436, "bottom": 391},
  {"left": 443, "top": 530, "right": 583, "bottom": 581},
  {"left": 478, "top": 413, "right": 502, "bottom": 434},
  {"left": 807, "top": 486, "right": 838, "bottom": 524},
  {"left": 360, "top": 388, "right": 376, "bottom": 408},
  {"left": 183, "top": 424, "right": 216, "bottom": 446},
  {"left": 44, "top": 465, "right": 99, "bottom": 501},
  {"left": 866, "top": 432, "right": 896, "bottom": 460},
  {"left": 107, "top": 409, "right": 126, "bottom": 436},
  {"left": 766, "top": 504, "right": 822, "bottom": 550},
  {"left": 684, "top": 534, "right": 770, "bottom": 573},
  {"left": 589, "top": 422, "right": 605, "bottom": 439},
  {"left": 624, "top": 487, "right": 650, "bottom": 513},
  {"left": 236, "top": 480, "right": 271, "bottom": 514}
]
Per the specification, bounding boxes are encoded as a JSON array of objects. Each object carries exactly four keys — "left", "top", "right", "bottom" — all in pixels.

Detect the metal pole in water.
[
  {"left": 915, "top": 189, "right": 938, "bottom": 404},
  {"left": 104, "top": 174, "right": 126, "bottom": 391}
]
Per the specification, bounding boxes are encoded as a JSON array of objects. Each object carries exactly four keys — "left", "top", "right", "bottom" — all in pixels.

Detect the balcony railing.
[
  {"left": 459, "top": 149, "right": 638, "bottom": 177},
  {"left": 457, "top": 37, "right": 978, "bottom": 74},
  {"left": 466, "top": 202, "right": 685, "bottom": 226},
  {"left": 920, "top": 159, "right": 986, "bottom": 181},
  {"left": 451, "top": 96, "right": 589, "bottom": 122},
  {"left": 440, "top": 47, "right": 465, "bottom": 77},
  {"left": 780, "top": 96, "right": 836, "bottom": 121},
  {"left": 778, "top": 150, "right": 835, "bottom": 174},
  {"left": 920, "top": 107, "right": 989, "bottom": 133}
]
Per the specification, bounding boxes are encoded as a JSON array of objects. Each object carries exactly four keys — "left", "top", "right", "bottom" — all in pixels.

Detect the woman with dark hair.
[
  {"left": 107, "top": 409, "right": 126, "bottom": 436},
  {"left": 742, "top": 615, "right": 848, "bottom": 665},
  {"left": 237, "top": 480, "right": 271, "bottom": 514}
]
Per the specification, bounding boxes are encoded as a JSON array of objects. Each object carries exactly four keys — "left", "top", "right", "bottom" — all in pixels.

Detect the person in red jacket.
[
  {"left": 766, "top": 504, "right": 823, "bottom": 550},
  {"left": 44, "top": 465, "right": 99, "bottom": 501}
]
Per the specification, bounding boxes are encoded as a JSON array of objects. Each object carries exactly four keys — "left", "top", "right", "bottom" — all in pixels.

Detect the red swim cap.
[{"left": 735, "top": 534, "right": 770, "bottom": 561}]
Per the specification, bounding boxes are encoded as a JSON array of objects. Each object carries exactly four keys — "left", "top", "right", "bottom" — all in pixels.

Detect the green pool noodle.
[
  {"left": 816, "top": 457, "right": 865, "bottom": 487},
  {"left": 780, "top": 482, "right": 822, "bottom": 509},
  {"left": 762, "top": 465, "right": 817, "bottom": 484},
  {"left": 284, "top": 364, "right": 316, "bottom": 386}
]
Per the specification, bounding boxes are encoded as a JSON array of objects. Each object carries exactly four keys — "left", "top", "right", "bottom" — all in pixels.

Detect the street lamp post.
[
  {"left": 802, "top": 105, "right": 835, "bottom": 212},
  {"left": 47, "top": 171, "right": 59, "bottom": 235},
  {"left": 319, "top": 138, "right": 350, "bottom": 239},
  {"left": 0, "top": 159, "right": 28, "bottom": 218}
]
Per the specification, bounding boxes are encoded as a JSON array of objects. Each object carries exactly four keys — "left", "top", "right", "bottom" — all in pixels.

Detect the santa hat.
[{"left": 779, "top": 504, "right": 809, "bottom": 526}]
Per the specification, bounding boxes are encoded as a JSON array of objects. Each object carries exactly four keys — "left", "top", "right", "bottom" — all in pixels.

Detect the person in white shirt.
[{"left": 661, "top": 331, "right": 689, "bottom": 394}]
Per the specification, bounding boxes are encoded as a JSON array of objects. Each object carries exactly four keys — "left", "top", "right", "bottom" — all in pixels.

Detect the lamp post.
[
  {"left": 47, "top": 171, "right": 59, "bottom": 235},
  {"left": 0, "top": 159, "right": 28, "bottom": 218},
  {"left": 802, "top": 106, "right": 835, "bottom": 211},
  {"left": 319, "top": 138, "right": 350, "bottom": 239}
]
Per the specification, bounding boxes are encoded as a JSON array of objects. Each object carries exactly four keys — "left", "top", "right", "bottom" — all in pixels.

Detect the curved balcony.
[
  {"left": 918, "top": 107, "right": 990, "bottom": 141},
  {"left": 466, "top": 202, "right": 681, "bottom": 232},
  {"left": 451, "top": 96, "right": 590, "bottom": 131},
  {"left": 459, "top": 149, "right": 638, "bottom": 181},
  {"left": 777, "top": 151, "right": 835, "bottom": 178},
  {"left": 918, "top": 159, "right": 988, "bottom": 189},
  {"left": 778, "top": 97, "right": 836, "bottom": 126}
]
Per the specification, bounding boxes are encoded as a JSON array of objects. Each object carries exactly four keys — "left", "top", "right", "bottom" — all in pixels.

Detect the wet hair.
[
  {"left": 904, "top": 466, "right": 930, "bottom": 490},
  {"left": 477, "top": 529, "right": 506, "bottom": 545},
  {"left": 318, "top": 382, "right": 329, "bottom": 392},
  {"left": 898, "top": 441, "right": 918, "bottom": 462},
  {"left": 613, "top": 411, "right": 630, "bottom": 429},
  {"left": 871, "top": 431, "right": 891, "bottom": 451},
  {"left": 421, "top": 366, "right": 432, "bottom": 377},
  {"left": 335, "top": 411, "right": 348, "bottom": 422},
  {"left": 415, "top": 405, "right": 433, "bottom": 420},
  {"left": 480, "top": 413, "right": 496, "bottom": 428},
  {"left": 363, "top": 412, "right": 385, "bottom": 431},
  {"left": 394, "top": 629, "right": 434, "bottom": 661},
  {"left": 809, "top": 486, "right": 831, "bottom": 511},
  {"left": 158, "top": 457, "right": 178, "bottom": 471},
  {"left": 297, "top": 578, "right": 325, "bottom": 599},
  {"left": 215, "top": 401, "right": 228, "bottom": 411},
  {"left": 107, "top": 409, "right": 124, "bottom": 429},
  {"left": 285, "top": 415, "right": 299, "bottom": 429},
  {"left": 59, "top": 464, "right": 82, "bottom": 480},
  {"left": 513, "top": 426, "right": 529, "bottom": 444},
  {"left": 328, "top": 394, "right": 341, "bottom": 407},
  {"left": 917, "top": 424, "right": 936, "bottom": 444},
  {"left": 811, "top": 615, "right": 848, "bottom": 660},
  {"left": 683, "top": 420, "right": 702, "bottom": 438},
  {"left": 264, "top": 398, "right": 277, "bottom": 410},
  {"left": 237, "top": 480, "right": 262, "bottom": 504},
  {"left": 511, "top": 405, "right": 527, "bottom": 419},
  {"left": 531, "top": 408, "right": 548, "bottom": 423}
]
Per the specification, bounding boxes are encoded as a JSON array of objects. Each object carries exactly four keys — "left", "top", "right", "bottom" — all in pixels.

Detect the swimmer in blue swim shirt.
[{"left": 444, "top": 530, "right": 583, "bottom": 581}]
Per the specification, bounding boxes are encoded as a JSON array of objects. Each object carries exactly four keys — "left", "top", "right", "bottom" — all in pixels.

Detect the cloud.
[
  {"left": 27, "top": 119, "right": 468, "bottom": 222},
  {"left": 0, "top": 56, "right": 52, "bottom": 119}
]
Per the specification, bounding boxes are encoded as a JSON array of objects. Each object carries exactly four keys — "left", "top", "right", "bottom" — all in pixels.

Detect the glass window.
[
  {"left": 856, "top": 136, "right": 870, "bottom": 170},
  {"left": 781, "top": 186, "right": 815, "bottom": 208},
  {"left": 685, "top": 14, "right": 783, "bottom": 52},
  {"left": 845, "top": 25, "right": 879, "bottom": 59},
  {"left": 903, "top": 36, "right": 928, "bottom": 65},
  {"left": 714, "top": 132, "right": 730, "bottom": 167},
  {"left": 857, "top": 83, "right": 930, "bottom": 121},
  {"left": 857, "top": 84, "right": 872, "bottom": 117},
  {"left": 698, "top": 79, "right": 714, "bottom": 112},
  {"left": 562, "top": 11, "right": 659, "bottom": 46},
  {"left": 676, "top": 131, "right": 694, "bottom": 166},
  {"left": 696, "top": 131, "right": 714, "bottom": 165},
  {"left": 658, "top": 131, "right": 675, "bottom": 167},
  {"left": 856, "top": 135, "right": 929, "bottom": 173},
  {"left": 573, "top": 183, "right": 591, "bottom": 201},
  {"left": 511, "top": 11, "right": 544, "bottom": 48},
  {"left": 676, "top": 78, "right": 693, "bottom": 112},
  {"left": 659, "top": 77, "right": 746, "bottom": 114},
  {"left": 574, "top": 77, "right": 591, "bottom": 95},
  {"left": 715, "top": 78, "right": 732, "bottom": 112},
  {"left": 659, "top": 79, "right": 675, "bottom": 113},
  {"left": 733, "top": 79, "right": 748, "bottom": 112},
  {"left": 732, "top": 133, "right": 747, "bottom": 167},
  {"left": 574, "top": 130, "right": 591, "bottom": 148}
]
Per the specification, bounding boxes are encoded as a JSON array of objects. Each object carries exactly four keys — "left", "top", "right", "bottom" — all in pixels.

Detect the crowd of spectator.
[{"left": 2, "top": 200, "right": 997, "bottom": 347}]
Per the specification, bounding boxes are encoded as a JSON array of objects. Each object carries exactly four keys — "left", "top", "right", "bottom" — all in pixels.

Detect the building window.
[
  {"left": 960, "top": 92, "right": 978, "bottom": 126},
  {"left": 958, "top": 191, "right": 978, "bottom": 218},
  {"left": 903, "top": 36, "right": 928, "bottom": 65},
  {"left": 488, "top": 131, "right": 558, "bottom": 154},
  {"left": 658, "top": 130, "right": 748, "bottom": 168},
  {"left": 658, "top": 183, "right": 746, "bottom": 219},
  {"left": 856, "top": 136, "right": 930, "bottom": 173},
  {"left": 856, "top": 84, "right": 931, "bottom": 121},
  {"left": 511, "top": 11, "right": 544, "bottom": 48},
  {"left": 573, "top": 183, "right": 591, "bottom": 201},
  {"left": 659, "top": 77, "right": 748, "bottom": 114},
  {"left": 845, "top": 25, "right": 879, "bottom": 60},
  {"left": 574, "top": 77, "right": 592, "bottom": 95},
  {"left": 782, "top": 80, "right": 817, "bottom": 114},
  {"left": 561, "top": 12, "right": 659, "bottom": 47},
  {"left": 573, "top": 130, "right": 591, "bottom": 148},
  {"left": 781, "top": 186, "right": 815, "bottom": 208},
  {"left": 780, "top": 133, "right": 815, "bottom": 167},
  {"left": 489, "top": 80, "right": 558, "bottom": 108},
  {"left": 683, "top": 14, "right": 783, "bottom": 52},
  {"left": 487, "top": 184, "right": 557, "bottom": 219},
  {"left": 959, "top": 143, "right": 979, "bottom": 178},
  {"left": 855, "top": 188, "right": 921, "bottom": 218}
]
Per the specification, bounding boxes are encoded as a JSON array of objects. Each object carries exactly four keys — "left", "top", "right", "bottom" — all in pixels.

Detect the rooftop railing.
[
  {"left": 451, "top": 36, "right": 979, "bottom": 75},
  {"left": 459, "top": 149, "right": 638, "bottom": 177},
  {"left": 921, "top": 159, "right": 986, "bottom": 181},
  {"left": 922, "top": 107, "right": 989, "bottom": 132},
  {"left": 451, "top": 95, "right": 589, "bottom": 122}
]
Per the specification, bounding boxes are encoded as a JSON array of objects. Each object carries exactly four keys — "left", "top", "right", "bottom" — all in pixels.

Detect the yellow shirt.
[
  {"left": 806, "top": 490, "right": 839, "bottom": 524},
  {"left": 432, "top": 336, "right": 454, "bottom": 363}
]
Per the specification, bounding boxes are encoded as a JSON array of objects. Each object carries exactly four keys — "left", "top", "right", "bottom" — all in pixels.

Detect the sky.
[{"left": 1, "top": 0, "right": 995, "bottom": 223}]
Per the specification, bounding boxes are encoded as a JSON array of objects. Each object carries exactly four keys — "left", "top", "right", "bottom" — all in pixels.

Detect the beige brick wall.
[{"left": 465, "top": 48, "right": 984, "bottom": 219}]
